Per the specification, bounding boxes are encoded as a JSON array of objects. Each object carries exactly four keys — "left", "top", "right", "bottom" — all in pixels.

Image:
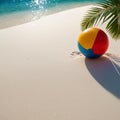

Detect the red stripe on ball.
[{"left": 92, "top": 29, "right": 109, "bottom": 55}]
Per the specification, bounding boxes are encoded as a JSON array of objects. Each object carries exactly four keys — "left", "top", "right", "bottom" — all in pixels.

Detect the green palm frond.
[
  {"left": 81, "top": 0, "right": 120, "bottom": 39},
  {"left": 81, "top": 7, "right": 104, "bottom": 30}
]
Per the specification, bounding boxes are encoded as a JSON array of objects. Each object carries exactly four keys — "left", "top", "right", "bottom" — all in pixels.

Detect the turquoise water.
[
  {"left": 0, "top": 0, "right": 101, "bottom": 16},
  {"left": 0, "top": 0, "right": 102, "bottom": 29}
]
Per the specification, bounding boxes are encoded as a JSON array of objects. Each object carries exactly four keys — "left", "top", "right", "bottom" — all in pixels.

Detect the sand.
[{"left": 0, "top": 5, "right": 120, "bottom": 120}]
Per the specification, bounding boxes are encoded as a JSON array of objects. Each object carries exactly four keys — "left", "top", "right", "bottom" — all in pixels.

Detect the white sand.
[{"left": 0, "top": 5, "right": 120, "bottom": 120}]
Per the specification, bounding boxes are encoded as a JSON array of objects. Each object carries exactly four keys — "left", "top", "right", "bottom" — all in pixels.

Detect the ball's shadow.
[{"left": 85, "top": 56, "right": 120, "bottom": 98}]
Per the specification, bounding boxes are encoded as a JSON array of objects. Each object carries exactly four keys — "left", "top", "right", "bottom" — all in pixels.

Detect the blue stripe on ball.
[{"left": 78, "top": 42, "right": 101, "bottom": 58}]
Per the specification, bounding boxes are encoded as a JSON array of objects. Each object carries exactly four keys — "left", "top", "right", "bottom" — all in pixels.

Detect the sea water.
[
  {"left": 0, "top": 0, "right": 101, "bottom": 29},
  {"left": 0, "top": 0, "right": 101, "bottom": 16}
]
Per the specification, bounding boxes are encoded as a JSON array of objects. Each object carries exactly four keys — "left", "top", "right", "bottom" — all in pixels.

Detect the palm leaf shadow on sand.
[{"left": 85, "top": 54, "right": 120, "bottom": 99}]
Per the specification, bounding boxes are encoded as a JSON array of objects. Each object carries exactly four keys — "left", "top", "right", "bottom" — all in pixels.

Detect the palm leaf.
[
  {"left": 106, "top": 11, "right": 120, "bottom": 39},
  {"left": 81, "top": 7, "right": 103, "bottom": 31},
  {"left": 81, "top": 0, "right": 120, "bottom": 39}
]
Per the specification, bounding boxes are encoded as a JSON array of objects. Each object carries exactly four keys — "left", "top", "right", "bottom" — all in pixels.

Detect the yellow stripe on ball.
[{"left": 78, "top": 27, "right": 99, "bottom": 49}]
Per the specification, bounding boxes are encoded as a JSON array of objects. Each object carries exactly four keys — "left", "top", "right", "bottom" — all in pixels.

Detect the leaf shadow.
[{"left": 85, "top": 56, "right": 120, "bottom": 99}]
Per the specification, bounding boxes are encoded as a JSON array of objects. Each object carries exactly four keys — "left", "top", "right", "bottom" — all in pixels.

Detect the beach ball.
[{"left": 78, "top": 27, "right": 109, "bottom": 58}]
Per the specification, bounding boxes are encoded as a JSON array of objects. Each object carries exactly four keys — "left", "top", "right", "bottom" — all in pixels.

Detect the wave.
[{"left": 0, "top": 0, "right": 101, "bottom": 15}]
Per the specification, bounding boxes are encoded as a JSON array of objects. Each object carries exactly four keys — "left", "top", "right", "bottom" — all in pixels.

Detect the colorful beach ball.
[{"left": 78, "top": 27, "right": 109, "bottom": 58}]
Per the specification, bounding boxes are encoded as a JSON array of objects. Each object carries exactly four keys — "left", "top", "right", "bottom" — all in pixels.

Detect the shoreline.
[{"left": 0, "top": 2, "right": 96, "bottom": 29}]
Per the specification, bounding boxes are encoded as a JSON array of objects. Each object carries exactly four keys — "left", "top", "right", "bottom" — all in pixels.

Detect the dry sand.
[{"left": 0, "top": 5, "right": 120, "bottom": 120}]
